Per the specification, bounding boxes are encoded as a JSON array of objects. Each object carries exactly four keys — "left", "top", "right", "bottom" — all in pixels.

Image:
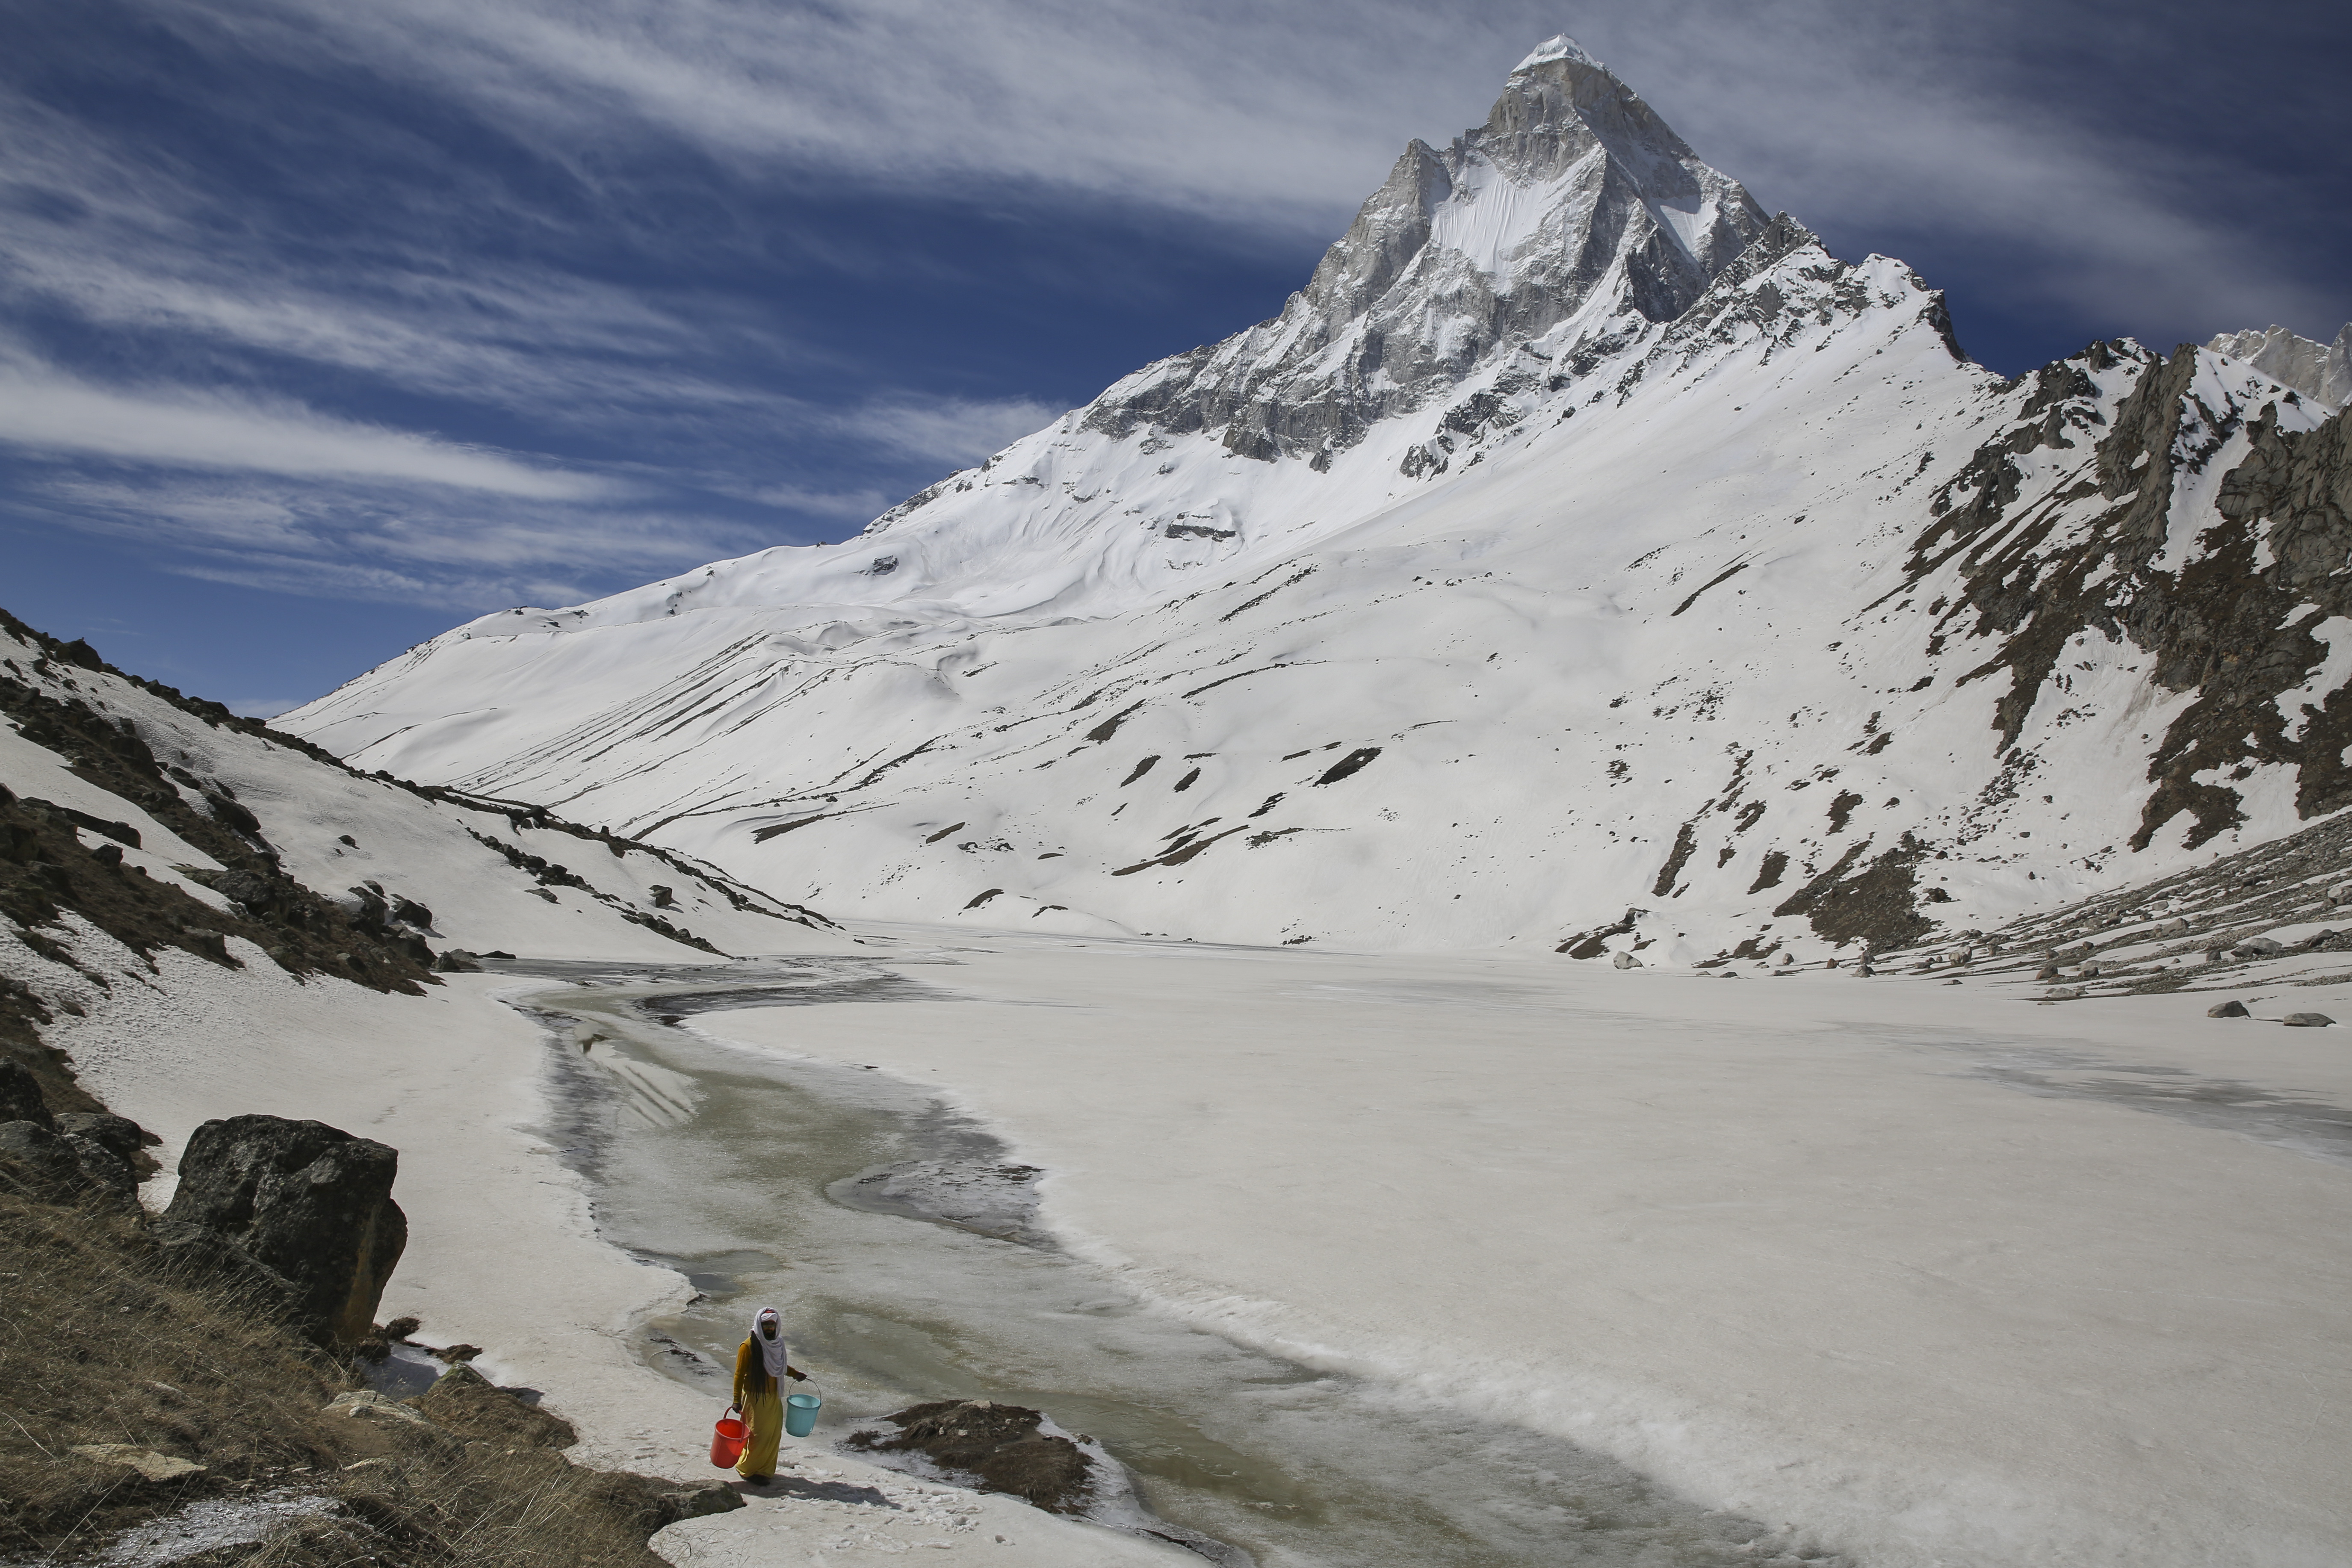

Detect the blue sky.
[{"left": 4, "top": 0, "right": 2346, "bottom": 714}]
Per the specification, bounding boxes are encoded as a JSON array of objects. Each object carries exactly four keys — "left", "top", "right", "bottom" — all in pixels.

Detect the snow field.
[{"left": 696, "top": 930, "right": 2352, "bottom": 1568}]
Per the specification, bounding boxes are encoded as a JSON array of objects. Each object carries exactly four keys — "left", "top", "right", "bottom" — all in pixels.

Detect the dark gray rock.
[
  {"left": 57, "top": 1110, "right": 148, "bottom": 1165},
  {"left": 2207, "top": 1000, "right": 2251, "bottom": 1018},
  {"left": 148, "top": 1216, "right": 301, "bottom": 1305},
  {"left": 0, "top": 1119, "right": 87, "bottom": 1202},
  {"left": 163, "top": 1115, "right": 406, "bottom": 1345},
  {"left": 434, "top": 949, "right": 484, "bottom": 973},
  {"left": 0, "top": 1058, "right": 56, "bottom": 1130},
  {"left": 389, "top": 895, "right": 433, "bottom": 928},
  {"left": 846, "top": 1399, "right": 1095, "bottom": 1514},
  {"left": 2282, "top": 1012, "right": 2335, "bottom": 1027},
  {"left": 340, "top": 886, "right": 390, "bottom": 933},
  {"left": 56, "top": 1112, "right": 147, "bottom": 1201}
]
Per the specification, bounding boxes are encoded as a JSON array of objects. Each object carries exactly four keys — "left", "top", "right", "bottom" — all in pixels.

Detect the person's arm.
[{"left": 733, "top": 1339, "right": 753, "bottom": 1407}]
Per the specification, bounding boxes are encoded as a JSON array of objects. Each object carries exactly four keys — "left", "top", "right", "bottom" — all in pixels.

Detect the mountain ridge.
[
  {"left": 278, "top": 43, "right": 2351, "bottom": 965},
  {"left": 2205, "top": 323, "right": 2351, "bottom": 408}
]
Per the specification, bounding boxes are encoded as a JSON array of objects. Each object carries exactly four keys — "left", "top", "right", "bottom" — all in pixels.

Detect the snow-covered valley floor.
[
  {"left": 28, "top": 918, "right": 2349, "bottom": 1568},
  {"left": 686, "top": 927, "right": 2351, "bottom": 1568}
]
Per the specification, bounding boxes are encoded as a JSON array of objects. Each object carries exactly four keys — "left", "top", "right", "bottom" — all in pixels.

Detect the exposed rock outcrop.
[
  {"left": 162, "top": 1115, "right": 407, "bottom": 1345},
  {"left": 846, "top": 1399, "right": 1095, "bottom": 1513},
  {"left": 0, "top": 1119, "right": 88, "bottom": 1205},
  {"left": 0, "top": 1061, "right": 150, "bottom": 1210},
  {"left": 410, "top": 1364, "right": 576, "bottom": 1450}
]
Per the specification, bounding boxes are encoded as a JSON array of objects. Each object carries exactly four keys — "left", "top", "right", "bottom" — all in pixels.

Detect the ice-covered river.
[{"left": 503, "top": 954, "right": 1838, "bottom": 1568}]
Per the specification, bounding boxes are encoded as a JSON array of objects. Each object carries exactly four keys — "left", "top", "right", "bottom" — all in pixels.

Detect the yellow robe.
[{"left": 732, "top": 1338, "right": 786, "bottom": 1479}]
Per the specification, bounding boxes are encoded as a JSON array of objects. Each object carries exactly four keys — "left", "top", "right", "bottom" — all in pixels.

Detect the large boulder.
[
  {"left": 55, "top": 1111, "right": 149, "bottom": 1200},
  {"left": 162, "top": 1115, "right": 406, "bottom": 1345}
]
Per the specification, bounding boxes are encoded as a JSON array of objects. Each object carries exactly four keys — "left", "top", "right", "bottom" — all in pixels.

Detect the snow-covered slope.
[
  {"left": 2, "top": 612, "right": 849, "bottom": 972},
  {"left": 282, "top": 40, "right": 2352, "bottom": 964}
]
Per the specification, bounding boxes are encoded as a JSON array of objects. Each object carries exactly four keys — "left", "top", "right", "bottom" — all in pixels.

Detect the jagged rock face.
[
  {"left": 163, "top": 1114, "right": 406, "bottom": 1345},
  {"left": 1083, "top": 36, "right": 1768, "bottom": 464},
  {"left": 2207, "top": 324, "right": 2351, "bottom": 408},
  {"left": 1906, "top": 341, "right": 2352, "bottom": 850}
]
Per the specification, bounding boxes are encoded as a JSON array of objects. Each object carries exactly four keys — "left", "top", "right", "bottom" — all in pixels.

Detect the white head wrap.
[{"left": 752, "top": 1307, "right": 788, "bottom": 1379}]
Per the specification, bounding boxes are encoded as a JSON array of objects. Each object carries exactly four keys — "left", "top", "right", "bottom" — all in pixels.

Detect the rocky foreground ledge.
[{"left": 0, "top": 1064, "right": 741, "bottom": 1565}]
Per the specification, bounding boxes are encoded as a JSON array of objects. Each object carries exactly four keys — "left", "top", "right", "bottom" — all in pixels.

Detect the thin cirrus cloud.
[
  {"left": 842, "top": 396, "right": 1068, "bottom": 467},
  {"left": 0, "top": 358, "right": 609, "bottom": 500},
  {"left": 37, "top": 470, "right": 769, "bottom": 608},
  {"left": 222, "top": 0, "right": 2348, "bottom": 344}
]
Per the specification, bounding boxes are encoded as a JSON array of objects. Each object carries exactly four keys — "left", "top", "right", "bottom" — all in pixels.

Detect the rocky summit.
[
  {"left": 1085, "top": 36, "right": 1770, "bottom": 464},
  {"left": 277, "top": 38, "right": 2352, "bottom": 967}
]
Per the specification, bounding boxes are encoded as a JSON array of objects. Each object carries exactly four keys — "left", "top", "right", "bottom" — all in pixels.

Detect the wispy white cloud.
[
  {"left": 836, "top": 395, "right": 1067, "bottom": 467},
  {"left": 0, "top": 87, "right": 798, "bottom": 427},
  {"left": 29, "top": 471, "right": 768, "bottom": 611},
  {"left": 751, "top": 483, "right": 896, "bottom": 522},
  {"left": 204, "top": 0, "right": 2343, "bottom": 343},
  {"left": 0, "top": 354, "right": 609, "bottom": 498}
]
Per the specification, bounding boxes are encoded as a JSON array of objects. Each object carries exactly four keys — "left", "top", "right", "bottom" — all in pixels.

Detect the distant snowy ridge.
[
  {"left": 282, "top": 41, "right": 2352, "bottom": 966},
  {"left": 2206, "top": 322, "right": 2351, "bottom": 408}
]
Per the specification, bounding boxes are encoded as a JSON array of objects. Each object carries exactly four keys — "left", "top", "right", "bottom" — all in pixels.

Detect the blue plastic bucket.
[{"left": 784, "top": 1392, "right": 821, "bottom": 1438}]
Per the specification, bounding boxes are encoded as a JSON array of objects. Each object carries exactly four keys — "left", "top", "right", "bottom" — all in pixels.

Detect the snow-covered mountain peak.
[
  {"left": 1080, "top": 38, "right": 1770, "bottom": 464},
  {"left": 1513, "top": 34, "right": 1604, "bottom": 72},
  {"left": 2207, "top": 322, "right": 2350, "bottom": 408}
]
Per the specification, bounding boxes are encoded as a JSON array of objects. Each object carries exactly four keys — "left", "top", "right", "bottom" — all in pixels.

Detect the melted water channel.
[{"left": 505, "top": 957, "right": 1838, "bottom": 1568}]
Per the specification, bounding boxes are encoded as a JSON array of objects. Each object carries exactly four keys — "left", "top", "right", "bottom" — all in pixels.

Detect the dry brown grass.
[
  {"left": 221, "top": 1447, "right": 675, "bottom": 1568},
  {"left": 0, "top": 1186, "right": 349, "bottom": 1556},
  {"left": 0, "top": 1185, "right": 700, "bottom": 1565}
]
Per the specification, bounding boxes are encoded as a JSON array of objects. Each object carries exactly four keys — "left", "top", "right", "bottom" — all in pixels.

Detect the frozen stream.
[{"left": 500, "top": 954, "right": 1839, "bottom": 1568}]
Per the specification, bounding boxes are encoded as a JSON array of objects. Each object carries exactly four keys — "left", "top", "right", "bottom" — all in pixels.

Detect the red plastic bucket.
[{"left": 709, "top": 1409, "right": 748, "bottom": 1468}]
